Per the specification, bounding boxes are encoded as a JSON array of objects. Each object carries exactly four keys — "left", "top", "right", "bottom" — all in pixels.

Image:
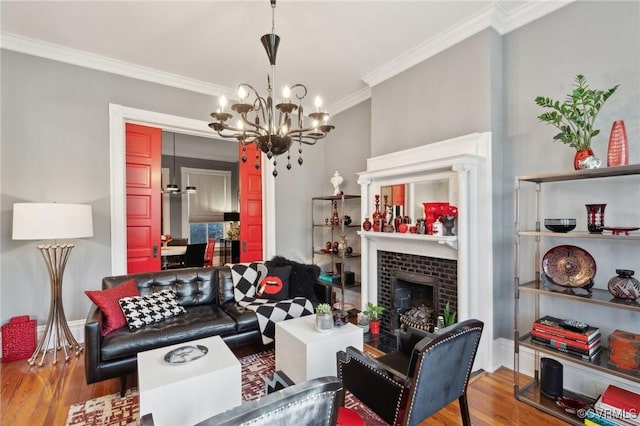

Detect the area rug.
[{"left": 66, "top": 348, "right": 386, "bottom": 425}]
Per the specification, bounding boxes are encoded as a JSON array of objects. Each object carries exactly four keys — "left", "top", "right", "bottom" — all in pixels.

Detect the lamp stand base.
[{"left": 28, "top": 244, "right": 84, "bottom": 367}]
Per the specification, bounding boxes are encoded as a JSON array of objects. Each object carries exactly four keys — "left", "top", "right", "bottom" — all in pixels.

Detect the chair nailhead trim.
[{"left": 404, "top": 326, "right": 482, "bottom": 423}]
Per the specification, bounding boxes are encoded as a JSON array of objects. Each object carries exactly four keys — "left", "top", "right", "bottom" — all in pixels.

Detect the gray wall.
[
  {"left": 371, "top": 29, "right": 495, "bottom": 155},
  {"left": 273, "top": 123, "right": 327, "bottom": 263},
  {"left": 499, "top": 0, "right": 639, "bottom": 338},
  {"left": 1, "top": 51, "right": 219, "bottom": 323},
  {"left": 1, "top": 1, "right": 638, "bottom": 347},
  {"left": 333, "top": 0, "right": 639, "bottom": 341},
  {"left": 323, "top": 99, "right": 371, "bottom": 196},
  {"left": 161, "top": 131, "right": 239, "bottom": 238}
]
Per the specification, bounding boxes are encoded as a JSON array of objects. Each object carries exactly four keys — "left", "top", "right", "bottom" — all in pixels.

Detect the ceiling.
[{"left": 0, "top": 1, "right": 571, "bottom": 114}]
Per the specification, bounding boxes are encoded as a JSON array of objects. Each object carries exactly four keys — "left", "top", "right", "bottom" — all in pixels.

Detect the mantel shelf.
[{"left": 357, "top": 230, "right": 457, "bottom": 250}]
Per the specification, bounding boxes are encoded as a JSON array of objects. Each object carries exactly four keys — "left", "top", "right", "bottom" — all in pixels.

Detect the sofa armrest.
[{"left": 84, "top": 304, "right": 103, "bottom": 384}]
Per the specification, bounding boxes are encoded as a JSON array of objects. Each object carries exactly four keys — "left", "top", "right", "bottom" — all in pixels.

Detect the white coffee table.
[
  {"left": 275, "top": 315, "right": 363, "bottom": 384},
  {"left": 137, "top": 336, "right": 241, "bottom": 426}
]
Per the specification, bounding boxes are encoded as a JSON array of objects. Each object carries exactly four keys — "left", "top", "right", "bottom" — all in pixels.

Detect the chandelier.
[{"left": 209, "top": 0, "right": 334, "bottom": 177}]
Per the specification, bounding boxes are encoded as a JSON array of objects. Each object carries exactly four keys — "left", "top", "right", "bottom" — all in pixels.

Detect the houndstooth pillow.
[{"left": 118, "top": 289, "right": 186, "bottom": 331}]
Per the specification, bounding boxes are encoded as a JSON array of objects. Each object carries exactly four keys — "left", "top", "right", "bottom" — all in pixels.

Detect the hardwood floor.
[{"left": 1, "top": 345, "right": 570, "bottom": 426}]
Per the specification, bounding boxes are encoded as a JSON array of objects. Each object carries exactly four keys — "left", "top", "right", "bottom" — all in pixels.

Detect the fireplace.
[
  {"left": 377, "top": 250, "right": 457, "bottom": 335},
  {"left": 393, "top": 270, "right": 439, "bottom": 332},
  {"left": 357, "top": 133, "right": 493, "bottom": 371}
]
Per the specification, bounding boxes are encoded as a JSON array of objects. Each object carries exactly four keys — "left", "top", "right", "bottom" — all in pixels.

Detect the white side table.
[
  {"left": 137, "top": 336, "right": 241, "bottom": 426},
  {"left": 275, "top": 315, "right": 363, "bottom": 384}
]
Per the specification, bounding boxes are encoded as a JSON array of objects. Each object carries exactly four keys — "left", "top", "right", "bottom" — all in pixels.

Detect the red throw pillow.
[{"left": 85, "top": 279, "right": 140, "bottom": 336}]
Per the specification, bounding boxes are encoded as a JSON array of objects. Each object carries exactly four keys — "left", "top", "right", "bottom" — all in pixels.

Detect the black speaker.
[
  {"left": 540, "top": 357, "right": 563, "bottom": 399},
  {"left": 344, "top": 271, "right": 355, "bottom": 285}
]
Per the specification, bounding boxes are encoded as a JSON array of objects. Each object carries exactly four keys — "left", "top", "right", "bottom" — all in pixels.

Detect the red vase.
[
  {"left": 372, "top": 195, "right": 382, "bottom": 232},
  {"left": 362, "top": 217, "right": 372, "bottom": 231},
  {"left": 607, "top": 120, "right": 629, "bottom": 167},
  {"left": 574, "top": 149, "right": 594, "bottom": 170},
  {"left": 369, "top": 320, "right": 381, "bottom": 335}
]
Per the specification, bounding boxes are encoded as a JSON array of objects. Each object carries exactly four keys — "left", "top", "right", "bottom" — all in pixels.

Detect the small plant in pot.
[
  {"left": 363, "top": 302, "right": 385, "bottom": 335},
  {"left": 315, "top": 303, "right": 334, "bottom": 333},
  {"left": 356, "top": 312, "right": 370, "bottom": 333},
  {"left": 534, "top": 74, "right": 619, "bottom": 170},
  {"left": 443, "top": 302, "right": 457, "bottom": 327}
]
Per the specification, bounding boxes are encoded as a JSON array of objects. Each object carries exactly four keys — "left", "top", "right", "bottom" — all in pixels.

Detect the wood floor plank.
[{"left": 2, "top": 345, "right": 573, "bottom": 426}]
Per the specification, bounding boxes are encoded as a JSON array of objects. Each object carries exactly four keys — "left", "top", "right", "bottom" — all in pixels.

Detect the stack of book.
[
  {"left": 586, "top": 385, "right": 640, "bottom": 425},
  {"left": 530, "top": 316, "right": 602, "bottom": 361},
  {"left": 318, "top": 272, "right": 340, "bottom": 284}
]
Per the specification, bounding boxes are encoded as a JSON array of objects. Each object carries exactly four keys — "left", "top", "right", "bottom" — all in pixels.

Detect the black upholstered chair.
[
  {"left": 195, "top": 376, "right": 343, "bottom": 426},
  {"left": 337, "top": 319, "right": 484, "bottom": 426},
  {"left": 183, "top": 243, "right": 207, "bottom": 267}
]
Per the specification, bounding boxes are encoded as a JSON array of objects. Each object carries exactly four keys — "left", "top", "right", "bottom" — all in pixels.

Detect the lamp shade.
[
  {"left": 224, "top": 212, "right": 240, "bottom": 222},
  {"left": 12, "top": 203, "right": 94, "bottom": 240}
]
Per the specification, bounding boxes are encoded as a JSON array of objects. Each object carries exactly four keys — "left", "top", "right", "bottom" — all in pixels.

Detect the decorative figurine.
[{"left": 330, "top": 171, "right": 343, "bottom": 196}]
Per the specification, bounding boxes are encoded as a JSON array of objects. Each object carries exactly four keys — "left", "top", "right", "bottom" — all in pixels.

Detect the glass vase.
[
  {"left": 372, "top": 195, "right": 382, "bottom": 232},
  {"left": 585, "top": 203, "right": 606, "bottom": 234},
  {"left": 574, "top": 149, "right": 601, "bottom": 170},
  {"left": 607, "top": 120, "right": 629, "bottom": 167}
]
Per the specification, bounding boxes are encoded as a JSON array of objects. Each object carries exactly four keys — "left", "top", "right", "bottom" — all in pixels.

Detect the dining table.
[{"left": 161, "top": 245, "right": 187, "bottom": 269}]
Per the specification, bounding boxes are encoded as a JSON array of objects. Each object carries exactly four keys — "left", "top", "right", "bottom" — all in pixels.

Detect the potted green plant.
[
  {"left": 443, "top": 301, "right": 457, "bottom": 327},
  {"left": 534, "top": 74, "right": 619, "bottom": 170},
  {"left": 363, "top": 302, "right": 385, "bottom": 335},
  {"left": 315, "top": 303, "right": 334, "bottom": 333},
  {"left": 356, "top": 312, "right": 370, "bottom": 333}
]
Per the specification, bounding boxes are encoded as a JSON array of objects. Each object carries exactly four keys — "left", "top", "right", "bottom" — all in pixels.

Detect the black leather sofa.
[{"left": 85, "top": 260, "right": 329, "bottom": 394}]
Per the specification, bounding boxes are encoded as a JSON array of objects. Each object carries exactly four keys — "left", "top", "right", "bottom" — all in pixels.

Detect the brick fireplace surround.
[
  {"left": 378, "top": 250, "right": 457, "bottom": 335},
  {"left": 357, "top": 133, "right": 493, "bottom": 372}
]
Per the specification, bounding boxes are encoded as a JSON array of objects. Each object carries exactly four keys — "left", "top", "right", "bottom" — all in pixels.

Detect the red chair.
[{"left": 203, "top": 238, "right": 216, "bottom": 266}]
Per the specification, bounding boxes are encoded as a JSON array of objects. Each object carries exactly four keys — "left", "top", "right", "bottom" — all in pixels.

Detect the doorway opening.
[{"left": 109, "top": 104, "right": 273, "bottom": 275}]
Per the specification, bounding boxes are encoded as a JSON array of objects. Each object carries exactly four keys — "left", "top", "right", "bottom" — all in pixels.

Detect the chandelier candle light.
[
  {"left": 12, "top": 203, "right": 94, "bottom": 366},
  {"left": 209, "top": 0, "right": 334, "bottom": 177}
]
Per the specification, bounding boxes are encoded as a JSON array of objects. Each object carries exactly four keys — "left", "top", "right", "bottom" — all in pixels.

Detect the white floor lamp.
[{"left": 12, "top": 203, "right": 94, "bottom": 366}]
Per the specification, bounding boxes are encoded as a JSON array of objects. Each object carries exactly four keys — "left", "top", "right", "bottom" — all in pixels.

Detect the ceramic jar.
[
  {"left": 607, "top": 269, "right": 640, "bottom": 300},
  {"left": 316, "top": 313, "right": 334, "bottom": 333}
]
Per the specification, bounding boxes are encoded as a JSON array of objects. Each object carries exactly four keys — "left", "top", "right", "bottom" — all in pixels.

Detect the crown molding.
[
  {"left": 328, "top": 86, "right": 371, "bottom": 115},
  {"left": 1, "top": 1, "right": 574, "bottom": 112},
  {"left": 362, "top": 3, "right": 503, "bottom": 88},
  {"left": 501, "top": 0, "right": 575, "bottom": 34},
  {"left": 362, "top": 0, "right": 573, "bottom": 88},
  {"left": 0, "top": 32, "right": 237, "bottom": 100}
]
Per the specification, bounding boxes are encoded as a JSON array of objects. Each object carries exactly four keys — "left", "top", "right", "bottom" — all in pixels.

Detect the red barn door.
[{"left": 126, "top": 123, "right": 161, "bottom": 273}]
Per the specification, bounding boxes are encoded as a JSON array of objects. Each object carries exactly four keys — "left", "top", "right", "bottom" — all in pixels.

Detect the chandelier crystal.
[{"left": 209, "top": 0, "right": 334, "bottom": 177}]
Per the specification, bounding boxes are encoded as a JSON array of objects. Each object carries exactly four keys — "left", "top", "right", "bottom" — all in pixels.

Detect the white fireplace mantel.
[{"left": 357, "top": 132, "right": 493, "bottom": 372}]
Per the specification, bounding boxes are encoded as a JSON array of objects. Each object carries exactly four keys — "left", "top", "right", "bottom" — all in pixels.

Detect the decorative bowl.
[{"left": 544, "top": 218, "right": 577, "bottom": 233}]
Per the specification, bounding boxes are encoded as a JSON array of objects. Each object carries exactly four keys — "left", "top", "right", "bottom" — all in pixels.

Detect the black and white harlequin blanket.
[{"left": 230, "top": 262, "right": 314, "bottom": 344}]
